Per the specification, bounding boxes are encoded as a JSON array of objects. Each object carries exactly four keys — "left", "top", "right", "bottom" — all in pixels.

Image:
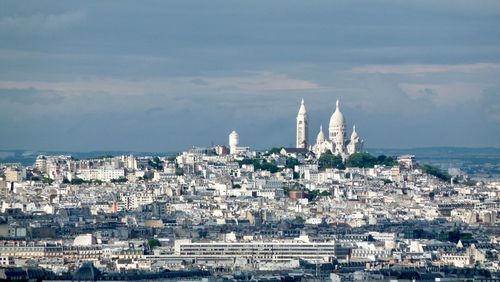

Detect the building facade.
[
  {"left": 309, "top": 99, "right": 364, "bottom": 158},
  {"left": 174, "top": 239, "right": 346, "bottom": 263}
]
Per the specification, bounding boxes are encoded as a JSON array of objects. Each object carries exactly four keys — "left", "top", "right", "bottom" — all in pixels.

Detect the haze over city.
[{"left": 1, "top": 0, "right": 499, "bottom": 152}]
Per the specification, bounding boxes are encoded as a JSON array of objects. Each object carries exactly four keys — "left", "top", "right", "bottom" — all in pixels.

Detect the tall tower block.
[
  {"left": 229, "top": 130, "right": 239, "bottom": 155},
  {"left": 296, "top": 98, "right": 309, "bottom": 148}
]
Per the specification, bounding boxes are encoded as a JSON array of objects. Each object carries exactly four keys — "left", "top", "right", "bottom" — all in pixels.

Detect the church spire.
[
  {"left": 298, "top": 98, "right": 307, "bottom": 115},
  {"left": 296, "top": 98, "right": 308, "bottom": 148}
]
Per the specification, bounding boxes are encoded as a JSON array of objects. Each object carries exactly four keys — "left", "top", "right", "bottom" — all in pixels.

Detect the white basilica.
[{"left": 296, "top": 99, "right": 364, "bottom": 159}]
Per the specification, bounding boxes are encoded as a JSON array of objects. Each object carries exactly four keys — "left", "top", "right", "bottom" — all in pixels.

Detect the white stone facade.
[
  {"left": 296, "top": 98, "right": 308, "bottom": 148},
  {"left": 309, "top": 99, "right": 364, "bottom": 158}
]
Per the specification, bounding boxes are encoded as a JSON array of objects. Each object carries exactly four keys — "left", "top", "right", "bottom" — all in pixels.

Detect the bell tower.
[{"left": 296, "top": 98, "right": 309, "bottom": 148}]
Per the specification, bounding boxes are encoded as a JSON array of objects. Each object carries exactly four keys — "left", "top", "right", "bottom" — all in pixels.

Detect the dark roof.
[
  {"left": 2, "top": 268, "right": 27, "bottom": 279},
  {"left": 72, "top": 262, "right": 101, "bottom": 281},
  {"left": 280, "top": 148, "right": 309, "bottom": 154}
]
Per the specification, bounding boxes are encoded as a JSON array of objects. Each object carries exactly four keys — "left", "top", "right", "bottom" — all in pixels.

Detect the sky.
[{"left": 0, "top": 0, "right": 499, "bottom": 152}]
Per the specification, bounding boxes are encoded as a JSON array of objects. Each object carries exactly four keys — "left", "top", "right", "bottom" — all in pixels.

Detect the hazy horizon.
[{"left": 2, "top": 146, "right": 500, "bottom": 155}]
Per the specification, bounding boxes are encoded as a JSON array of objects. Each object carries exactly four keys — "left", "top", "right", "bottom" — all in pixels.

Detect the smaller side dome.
[
  {"left": 316, "top": 125, "right": 325, "bottom": 143},
  {"left": 351, "top": 125, "right": 358, "bottom": 140}
]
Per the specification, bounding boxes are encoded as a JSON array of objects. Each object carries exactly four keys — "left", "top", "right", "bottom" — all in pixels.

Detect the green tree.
[
  {"left": 148, "top": 238, "right": 161, "bottom": 249},
  {"left": 260, "top": 161, "right": 279, "bottom": 173},
  {"left": 149, "top": 157, "right": 164, "bottom": 170},
  {"left": 319, "top": 191, "right": 331, "bottom": 196},
  {"left": 285, "top": 157, "right": 300, "bottom": 169},
  {"left": 306, "top": 189, "right": 331, "bottom": 202},
  {"left": 238, "top": 158, "right": 280, "bottom": 173},
  {"left": 345, "top": 152, "right": 378, "bottom": 168},
  {"left": 294, "top": 216, "right": 305, "bottom": 224},
  {"left": 111, "top": 177, "right": 128, "bottom": 183},
  {"left": 142, "top": 173, "right": 151, "bottom": 181},
  {"left": 448, "top": 228, "right": 461, "bottom": 243},
  {"left": 267, "top": 147, "right": 282, "bottom": 155},
  {"left": 420, "top": 164, "right": 451, "bottom": 182},
  {"left": 377, "top": 155, "right": 397, "bottom": 166},
  {"left": 42, "top": 177, "right": 54, "bottom": 185},
  {"left": 463, "top": 180, "right": 477, "bottom": 186},
  {"left": 30, "top": 176, "right": 42, "bottom": 181},
  {"left": 382, "top": 179, "right": 393, "bottom": 184},
  {"left": 318, "top": 150, "right": 344, "bottom": 170},
  {"left": 70, "top": 178, "right": 86, "bottom": 185}
]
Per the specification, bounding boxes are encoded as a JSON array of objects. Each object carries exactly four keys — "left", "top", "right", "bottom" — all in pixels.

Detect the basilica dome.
[{"left": 329, "top": 99, "right": 346, "bottom": 130}]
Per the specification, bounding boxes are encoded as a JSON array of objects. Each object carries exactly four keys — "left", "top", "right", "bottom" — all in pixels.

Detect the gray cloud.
[
  {"left": 481, "top": 87, "right": 500, "bottom": 123},
  {"left": 351, "top": 63, "right": 500, "bottom": 75},
  {"left": 0, "top": 10, "right": 86, "bottom": 35},
  {"left": 190, "top": 79, "right": 209, "bottom": 86},
  {"left": 0, "top": 0, "right": 498, "bottom": 151},
  {"left": 0, "top": 88, "right": 64, "bottom": 105}
]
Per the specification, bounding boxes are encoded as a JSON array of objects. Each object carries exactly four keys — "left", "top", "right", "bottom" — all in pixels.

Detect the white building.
[
  {"left": 309, "top": 99, "right": 364, "bottom": 159},
  {"left": 229, "top": 130, "right": 239, "bottom": 155},
  {"left": 4, "top": 167, "right": 25, "bottom": 183},
  {"left": 228, "top": 130, "right": 249, "bottom": 155},
  {"left": 0, "top": 256, "right": 14, "bottom": 266},
  {"left": 78, "top": 167, "right": 125, "bottom": 182},
  {"left": 174, "top": 238, "right": 343, "bottom": 263},
  {"left": 296, "top": 98, "right": 309, "bottom": 148}
]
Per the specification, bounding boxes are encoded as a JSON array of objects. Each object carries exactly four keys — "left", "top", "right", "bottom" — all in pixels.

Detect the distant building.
[
  {"left": 309, "top": 99, "right": 364, "bottom": 158},
  {"left": 4, "top": 167, "right": 25, "bottom": 183},
  {"left": 78, "top": 167, "right": 125, "bottom": 182},
  {"left": 228, "top": 130, "right": 249, "bottom": 155},
  {"left": 398, "top": 155, "right": 416, "bottom": 169},
  {"left": 174, "top": 238, "right": 346, "bottom": 262},
  {"left": 0, "top": 256, "right": 14, "bottom": 266},
  {"left": 73, "top": 234, "right": 97, "bottom": 246},
  {"left": 35, "top": 155, "right": 48, "bottom": 173},
  {"left": 214, "top": 145, "right": 230, "bottom": 156},
  {"left": 296, "top": 98, "right": 309, "bottom": 148},
  {"left": 229, "top": 130, "right": 239, "bottom": 155}
]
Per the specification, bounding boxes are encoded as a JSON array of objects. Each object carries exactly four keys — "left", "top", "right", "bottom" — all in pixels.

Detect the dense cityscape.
[
  {"left": 0, "top": 100, "right": 498, "bottom": 281},
  {"left": 2, "top": 0, "right": 500, "bottom": 281}
]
